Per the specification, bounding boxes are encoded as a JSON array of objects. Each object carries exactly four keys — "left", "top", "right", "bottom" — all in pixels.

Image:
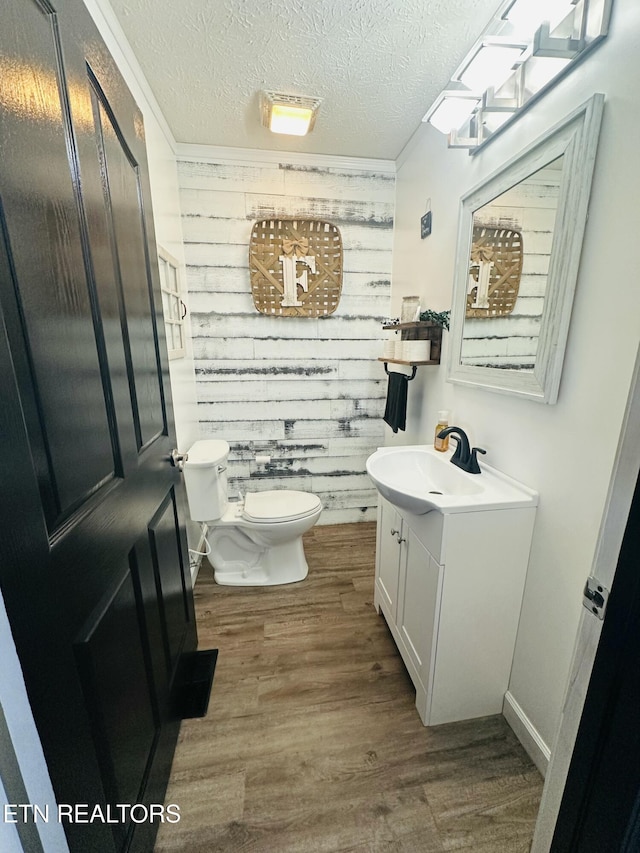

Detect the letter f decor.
[
  {"left": 279, "top": 235, "right": 316, "bottom": 307},
  {"left": 249, "top": 219, "right": 342, "bottom": 317}
]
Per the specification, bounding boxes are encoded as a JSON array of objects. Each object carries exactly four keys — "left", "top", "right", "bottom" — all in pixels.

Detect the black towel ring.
[{"left": 384, "top": 363, "right": 417, "bottom": 381}]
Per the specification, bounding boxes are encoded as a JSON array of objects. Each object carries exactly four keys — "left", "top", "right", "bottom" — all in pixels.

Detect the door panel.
[
  {"left": 0, "top": 0, "right": 117, "bottom": 530},
  {"left": 148, "top": 491, "right": 191, "bottom": 676},
  {"left": 74, "top": 567, "right": 158, "bottom": 812},
  {"left": 400, "top": 529, "right": 440, "bottom": 688},
  {"left": 0, "top": 0, "right": 198, "bottom": 850},
  {"left": 91, "top": 83, "right": 165, "bottom": 450}
]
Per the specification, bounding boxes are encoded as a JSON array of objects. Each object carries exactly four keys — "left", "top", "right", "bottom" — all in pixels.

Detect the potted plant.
[{"left": 419, "top": 308, "right": 450, "bottom": 330}]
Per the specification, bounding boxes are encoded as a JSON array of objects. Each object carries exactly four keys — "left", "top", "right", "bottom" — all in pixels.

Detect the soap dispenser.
[{"left": 434, "top": 410, "right": 450, "bottom": 452}]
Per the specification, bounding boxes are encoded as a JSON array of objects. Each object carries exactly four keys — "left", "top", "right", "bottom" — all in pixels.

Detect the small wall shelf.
[
  {"left": 378, "top": 358, "right": 434, "bottom": 366},
  {"left": 381, "top": 321, "right": 443, "bottom": 366}
]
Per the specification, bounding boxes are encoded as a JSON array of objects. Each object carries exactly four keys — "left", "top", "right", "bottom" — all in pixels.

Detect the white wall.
[
  {"left": 392, "top": 1, "right": 640, "bottom": 757},
  {"left": 176, "top": 150, "right": 395, "bottom": 524},
  {"left": 145, "top": 118, "right": 200, "bottom": 455}
]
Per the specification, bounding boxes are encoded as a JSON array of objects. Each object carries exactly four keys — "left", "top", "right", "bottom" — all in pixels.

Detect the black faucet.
[{"left": 437, "top": 426, "right": 486, "bottom": 474}]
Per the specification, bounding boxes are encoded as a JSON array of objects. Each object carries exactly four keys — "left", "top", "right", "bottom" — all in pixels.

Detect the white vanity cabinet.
[{"left": 374, "top": 495, "right": 536, "bottom": 726}]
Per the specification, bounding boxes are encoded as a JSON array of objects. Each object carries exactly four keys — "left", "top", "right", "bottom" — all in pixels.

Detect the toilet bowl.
[{"left": 183, "top": 439, "right": 322, "bottom": 586}]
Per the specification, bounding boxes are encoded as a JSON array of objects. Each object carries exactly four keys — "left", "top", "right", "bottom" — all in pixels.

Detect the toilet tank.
[{"left": 182, "top": 439, "right": 230, "bottom": 521}]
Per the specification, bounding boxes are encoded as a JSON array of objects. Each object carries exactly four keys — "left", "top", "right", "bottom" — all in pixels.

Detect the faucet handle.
[
  {"left": 438, "top": 426, "right": 471, "bottom": 465},
  {"left": 450, "top": 436, "right": 464, "bottom": 462},
  {"left": 468, "top": 447, "right": 486, "bottom": 474}
]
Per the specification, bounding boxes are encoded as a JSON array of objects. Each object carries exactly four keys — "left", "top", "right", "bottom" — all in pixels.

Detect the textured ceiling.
[{"left": 108, "top": 0, "right": 503, "bottom": 159}]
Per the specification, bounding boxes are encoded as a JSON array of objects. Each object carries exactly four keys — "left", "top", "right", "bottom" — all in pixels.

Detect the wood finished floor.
[{"left": 155, "top": 522, "right": 543, "bottom": 853}]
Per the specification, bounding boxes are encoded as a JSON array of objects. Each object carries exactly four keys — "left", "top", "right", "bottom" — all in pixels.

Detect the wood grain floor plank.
[{"left": 155, "top": 522, "right": 541, "bottom": 852}]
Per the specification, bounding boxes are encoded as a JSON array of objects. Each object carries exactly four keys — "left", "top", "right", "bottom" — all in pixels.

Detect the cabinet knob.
[{"left": 390, "top": 528, "right": 405, "bottom": 544}]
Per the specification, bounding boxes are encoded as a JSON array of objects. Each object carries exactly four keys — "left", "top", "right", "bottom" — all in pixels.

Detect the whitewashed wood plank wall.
[
  {"left": 461, "top": 164, "right": 561, "bottom": 370},
  {"left": 177, "top": 158, "right": 395, "bottom": 524}
]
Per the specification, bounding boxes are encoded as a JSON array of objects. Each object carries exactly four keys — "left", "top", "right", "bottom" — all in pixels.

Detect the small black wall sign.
[{"left": 420, "top": 210, "right": 432, "bottom": 239}]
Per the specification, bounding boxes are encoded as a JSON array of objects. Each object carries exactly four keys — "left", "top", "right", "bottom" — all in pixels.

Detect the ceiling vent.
[{"left": 260, "top": 91, "right": 323, "bottom": 136}]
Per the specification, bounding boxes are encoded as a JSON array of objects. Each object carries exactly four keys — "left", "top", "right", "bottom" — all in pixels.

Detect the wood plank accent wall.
[
  {"left": 176, "top": 158, "right": 395, "bottom": 524},
  {"left": 461, "top": 163, "right": 561, "bottom": 370}
]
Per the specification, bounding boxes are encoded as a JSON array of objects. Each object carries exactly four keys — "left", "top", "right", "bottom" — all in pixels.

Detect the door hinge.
[{"left": 582, "top": 576, "right": 609, "bottom": 620}]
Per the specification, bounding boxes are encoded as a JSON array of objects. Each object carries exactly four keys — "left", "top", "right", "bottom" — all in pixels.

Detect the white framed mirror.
[{"left": 447, "top": 94, "right": 604, "bottom": 403}]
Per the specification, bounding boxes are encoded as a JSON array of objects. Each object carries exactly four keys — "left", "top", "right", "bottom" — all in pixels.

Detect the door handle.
[
  {"left": 390, "top": 528, "right": 405, "bottom": 544},
  {"left": 170, "top": 449, "right": 188, "bottom": 470}
]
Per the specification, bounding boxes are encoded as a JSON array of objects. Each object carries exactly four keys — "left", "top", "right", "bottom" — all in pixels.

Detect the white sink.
[{"left": 366, "top": 445, "right": 537, "bottom": 515}]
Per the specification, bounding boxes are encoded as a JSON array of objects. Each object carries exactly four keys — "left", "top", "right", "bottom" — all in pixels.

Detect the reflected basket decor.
[
  {"left": 466, "top": 224, "right": 523, "bottom": 318},
  {"left": 249, "top": 218, "right": 342, "bottom": 317}
]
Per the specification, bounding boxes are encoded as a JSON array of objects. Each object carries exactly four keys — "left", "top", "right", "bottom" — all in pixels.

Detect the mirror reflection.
[
  {"left": 448, "top": 94, "right": 604, "bottom": 404},
  {"left": 461, "top": 156, "right": 564, "bottom": 371}
]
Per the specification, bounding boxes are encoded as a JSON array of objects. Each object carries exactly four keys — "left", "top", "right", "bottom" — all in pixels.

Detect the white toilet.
[{"left": 182, "top": 439, "right": 322, "bottom": 586}]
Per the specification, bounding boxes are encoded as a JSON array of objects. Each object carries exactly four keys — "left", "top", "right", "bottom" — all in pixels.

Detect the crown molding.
[{"left": 175, "top": 142, "right": 396, "bottom": 174}]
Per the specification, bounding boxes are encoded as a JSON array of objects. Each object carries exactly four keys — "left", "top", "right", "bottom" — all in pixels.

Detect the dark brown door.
[{"left": 0, "top": 0, "right": 196, "bottom": 850}]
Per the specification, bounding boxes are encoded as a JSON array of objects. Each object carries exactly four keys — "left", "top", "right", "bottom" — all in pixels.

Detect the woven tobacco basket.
[
  {"left": 249, "top": 218, "right": 342, "bottom": 317},
  {"left": 466, "top": 223, "right": 523, "bottom": 318}
]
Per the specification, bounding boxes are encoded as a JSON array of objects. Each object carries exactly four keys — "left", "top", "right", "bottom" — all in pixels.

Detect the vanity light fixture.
[
  {"left": 454, "top": 39, "right": 526, "bottom": 93},
  {"left": 532, "top": 21, "right": 584, "bottom": 59},
  {"left": 422, "top": 0, "right": 613, "bottom": 152},
  {"left": 424, "top": 91, "right": 482, "bottom": 135},
  {"left": 501, "top": 0, "right": 576, "bottom": 39},
  {"left": 260, "top": 91, "right": 322, "bottom": 136}
]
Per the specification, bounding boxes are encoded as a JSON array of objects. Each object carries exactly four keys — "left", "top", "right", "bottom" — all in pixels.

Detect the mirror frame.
[{"left": 447, "top": 94, "right": 604, "bottom": 404}]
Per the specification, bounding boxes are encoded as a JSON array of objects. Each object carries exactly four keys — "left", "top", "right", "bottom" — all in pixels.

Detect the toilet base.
[{"left": 208, "top": 536, "right": 309, "bottom": 587}]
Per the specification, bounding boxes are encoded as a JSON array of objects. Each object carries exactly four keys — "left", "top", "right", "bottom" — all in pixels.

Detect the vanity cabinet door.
[
  {"left": 376, "top": 498, "right": 402, "bottom": 621},
  {"left": 398, "top": 527, "right": 442, "bottom": 692}
]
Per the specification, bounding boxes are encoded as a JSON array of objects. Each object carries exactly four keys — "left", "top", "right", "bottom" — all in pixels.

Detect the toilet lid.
[
  {"left": 243, "top": 490, "right": 321, "bottom": 523},
  {"left": 184, "top": 439, "right": 229, "bottom": 468}
]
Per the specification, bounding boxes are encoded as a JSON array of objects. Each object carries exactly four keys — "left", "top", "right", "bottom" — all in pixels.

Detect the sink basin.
[{"left": 366, "top": 445, "right": 537, "bottom": 515}]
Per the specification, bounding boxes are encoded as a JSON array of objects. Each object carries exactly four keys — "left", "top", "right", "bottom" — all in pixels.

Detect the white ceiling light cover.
[
  {"left": 425, "top": 93, "right": 481, "bottom": 134},
  {"left": 456, "top": 41, "right": 526, "bottom": 92},
  {"left": 260, "top": 91, "right": 323, "bottom": 136}
]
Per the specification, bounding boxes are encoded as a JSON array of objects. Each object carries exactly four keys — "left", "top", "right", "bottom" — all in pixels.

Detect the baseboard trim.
[{"left": 503, "top": 691, "right": 551, "bottom": 777}]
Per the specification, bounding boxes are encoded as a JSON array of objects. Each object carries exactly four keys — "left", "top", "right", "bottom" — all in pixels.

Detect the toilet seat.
[{"left": 242, "top": 490, "right": 322, "bottom": 523}]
